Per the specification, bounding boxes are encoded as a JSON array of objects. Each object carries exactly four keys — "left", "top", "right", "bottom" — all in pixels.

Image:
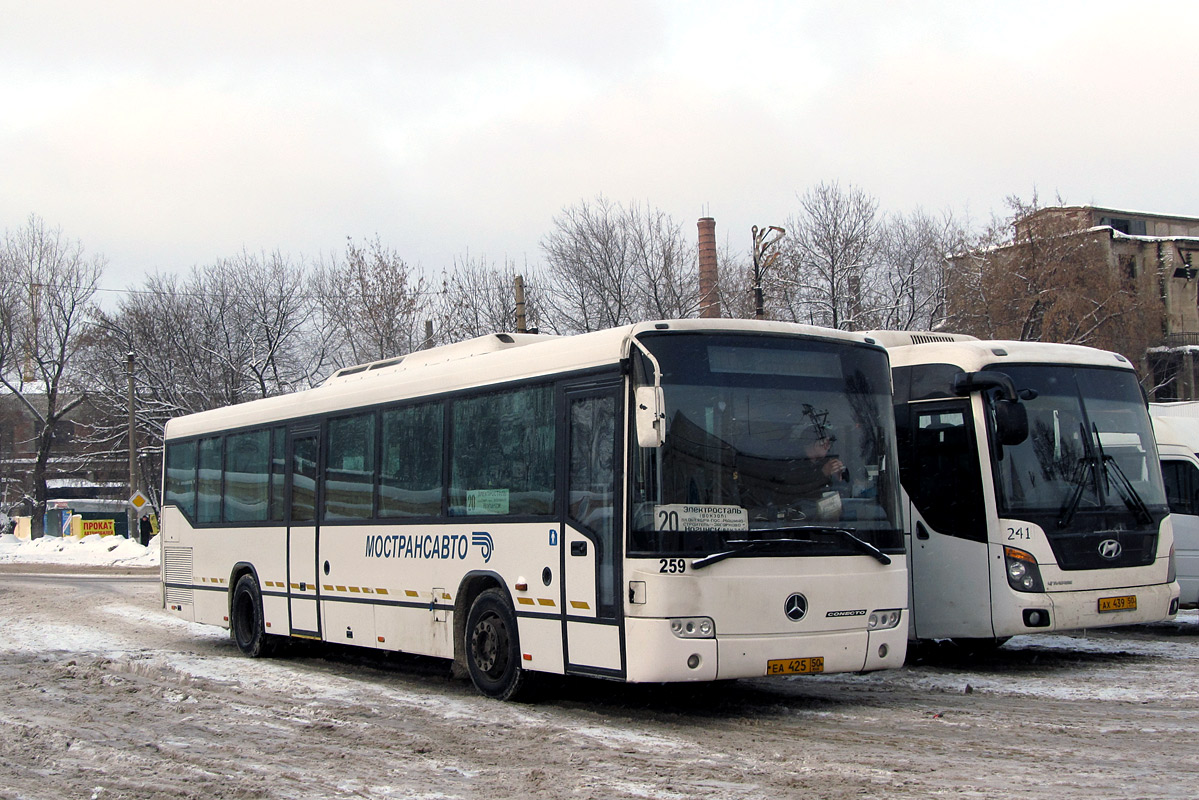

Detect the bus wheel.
[
  {"left": 231, "top": 574, "right": 276, "bottom": 658},
  {"left": 465, "top": 588, "right": 533, "bottom": 701}
]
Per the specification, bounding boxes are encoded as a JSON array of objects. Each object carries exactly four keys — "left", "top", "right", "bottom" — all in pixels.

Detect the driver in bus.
[
  {"left": 787, "top": 425, "right": 846, "bottom": 496},
  {"left": 736, "top": 423, "right": 846, "bottom": 522}
]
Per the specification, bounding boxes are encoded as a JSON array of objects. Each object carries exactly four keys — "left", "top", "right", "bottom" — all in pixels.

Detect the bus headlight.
[
  {"left": 1004, "top": 546, "right": 1044, "bottom": 593},
  {"left": 867, "top": 609, "right": 902, "bottom": 630},
  {"left": 669, "top": 617, "right": 715, "bottom": 638}
]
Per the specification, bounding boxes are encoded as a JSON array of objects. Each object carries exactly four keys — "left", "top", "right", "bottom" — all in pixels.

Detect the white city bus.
[
  {"left": 870, "top": 332, "right": 1179, "bottom": 646},
  {"left": 161, "top": 319, "right": 908, "bottom": 699}
]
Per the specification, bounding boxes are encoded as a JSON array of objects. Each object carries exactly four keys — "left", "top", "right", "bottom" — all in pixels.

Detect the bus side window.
[
  {"left": 902, "top": 406, "right": 986, "bottom": 542},
  {"left": 450, "top": 385, "right": 555, "bottom": 516},
  {"left": 380, "top": 402, "right": 443, "bottom": 518},
  {"left": 165, "top": 440, "right": 198, "bottom": 520},
  {"left": 1161, "top": 459, "right": 1199, "bottom": 516},
  {"left": 324, "top": 412, "right": 376, "bottom": 520},
  {"left": 197, "top": 436, "right": 223, "bottom": 524},
  {"left": 225, "top": 429, "right": 270, "bottom": 523}
]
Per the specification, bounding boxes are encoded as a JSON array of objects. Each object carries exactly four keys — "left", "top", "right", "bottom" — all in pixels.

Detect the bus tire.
[
  {"left": 465, "top": 588, "right": 533, "bottom": 701},
  {"left": 231, "top": 574, "right": 276, "bottom": 658}
]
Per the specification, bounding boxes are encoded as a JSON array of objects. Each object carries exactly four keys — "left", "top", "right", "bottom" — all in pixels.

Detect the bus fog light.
[
  {"left": 867, "top": 609, "right": 902, "bottom": 630},
  {"left": 878, "top": 643, "right": 889, "bottom": 659},
  {"left": 687, "top": 654, "right": 701, "bottom": 669},
  {"left": 1004, "top": 546, "right": 1044, "bottom": 593},
  {"left": 1022, "top": 608, "right": 1051, "bottom": 628},
  {"left": 670, "top": 617, "right": 715, "bottom": 638}
]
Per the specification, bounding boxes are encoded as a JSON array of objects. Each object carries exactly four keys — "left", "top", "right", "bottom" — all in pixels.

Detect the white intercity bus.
[
  {"left": 870, "top": 332, "right": 1179, "bottom": 648},
  {"left": 160, "top": 320, "right": 908, "bottom": 699}
]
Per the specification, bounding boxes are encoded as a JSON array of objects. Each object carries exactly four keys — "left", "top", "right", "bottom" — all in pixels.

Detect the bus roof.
[
  {"left": 867, "top": 331, "right": 1134, "bottom": 373},
  {"left": 165, "top": 319, "right": 879, "bottom": 440}
]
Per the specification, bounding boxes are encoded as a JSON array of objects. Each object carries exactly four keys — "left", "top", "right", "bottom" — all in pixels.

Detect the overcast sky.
[{"left": 3, "top": 1, "right": 1198, "bottom": 292}]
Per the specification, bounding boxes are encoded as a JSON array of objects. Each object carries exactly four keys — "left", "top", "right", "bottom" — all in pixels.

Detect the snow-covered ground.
[
  {"left": 0, "top": 543, "right": 1196, "bottom": 798},
  {"left": 0, "top": 531, "right": 160, "bottom": 567}
]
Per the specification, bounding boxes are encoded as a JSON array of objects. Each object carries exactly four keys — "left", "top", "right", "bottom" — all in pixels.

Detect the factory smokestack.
[{"left": 698, "top": 217, "right": 720, "bottom": 318}]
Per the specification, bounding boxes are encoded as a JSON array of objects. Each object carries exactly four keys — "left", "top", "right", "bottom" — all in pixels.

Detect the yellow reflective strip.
[
  {"left": 570, "top": 600, "right": 590, "bottom": 610},
  {"left": 405, "top": 590, "right": 419, "bottom": 597},
  {"left": 517, "top": 597, "right": 535, "bottom": 605},
  {"left": 376, "top": 588, "right": 389, "bottom": 595},
  {"left": 335, "top": 585, "right": 347, "bottom": 592},
  {"left": 537, "top": 598, "right": 555, "bottom": 607},
  {"left": 349, "top": 586, "right": 361, "bottom": 593},
  {"left": 441, "top": 592, "right": 451, "bottom": 600},
  {"left": 322, "top": 585, "right": 334, "bottom": 592},
  {"left": 362, "top": 587, "right": 375, "bottom": 594}
]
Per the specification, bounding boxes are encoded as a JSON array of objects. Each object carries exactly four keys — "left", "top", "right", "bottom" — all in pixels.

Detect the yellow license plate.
[
  {"left": 766, "top": 657, "right": 825, "bottom": 675},
  {"left": 1098, "top": 595, "right": 1137, "bottom": 612}
]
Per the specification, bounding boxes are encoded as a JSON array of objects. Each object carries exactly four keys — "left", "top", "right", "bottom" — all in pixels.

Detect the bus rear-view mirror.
[
  {"left": 635, "top": 386, "right": 666, "bottom": 448},
  {"left": 995, "top": 399, "right": 1029, "bottom": 446}
]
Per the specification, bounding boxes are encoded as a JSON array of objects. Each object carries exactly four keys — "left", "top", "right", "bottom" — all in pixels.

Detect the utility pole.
[
  {"left": 751, "top": 225, "right": 785, "bottom": 319},
  {"left": 514, "top": 274, "right": 527, "bottom": 333},
  {"left": 127, "top": 352, "right": 137, "bottom": 540}
]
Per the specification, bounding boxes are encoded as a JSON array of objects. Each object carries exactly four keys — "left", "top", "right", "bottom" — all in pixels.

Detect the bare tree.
[
  {"left": 540, "top": 197, "right": 697, "bottom": 333},
  {"left": 433, "top": 255, "right": 547, "bottom": 342},
  {"left": 869, "top": 208, "right": 963, "bottom": 331},
  {"left": 946, "top": 194, "right": 1158, "bottom": 361},
  {"left": 0, "top": 215, "right": 103, "bottom": 537},
  {"left": 82, "top": 252, "right": 332, "bottom": 501},
  {"left": 314, "top": 236, "right": 429, "bottom": 365},
  {"left": 773, "top": 182, "right": 879, "bottom": 330}
]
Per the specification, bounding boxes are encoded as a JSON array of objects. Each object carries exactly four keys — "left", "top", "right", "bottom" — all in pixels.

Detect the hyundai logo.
[
  {"left": 784, "top": 593, "right": 808, "bottom": 622},
  {"left": 1098, "top": 539, "right": 1123, "bottom": 560}
]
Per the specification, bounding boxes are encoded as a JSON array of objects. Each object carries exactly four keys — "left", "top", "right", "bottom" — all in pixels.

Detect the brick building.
[{"left": 1007, "top": 205, "right": 1199, "bottom": 399}]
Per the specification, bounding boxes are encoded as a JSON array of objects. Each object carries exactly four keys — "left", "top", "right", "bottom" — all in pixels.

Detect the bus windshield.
[
  {"left": 987, "top": 364, "right": 1168, "bottom": 532},
  {"left": 630, "top": 333, "right": 902, "bottom": 556}
]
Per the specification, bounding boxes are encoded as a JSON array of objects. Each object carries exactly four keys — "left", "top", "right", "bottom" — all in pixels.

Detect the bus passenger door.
[
  {"left": 561, "top": 381, "right": 624, "bottom": 676},
  {"left": 902, "top": 402, "right": 992, "bottom": 640},
  {"left": 286, "top": 429, "right": 321, "bottom": 638}
]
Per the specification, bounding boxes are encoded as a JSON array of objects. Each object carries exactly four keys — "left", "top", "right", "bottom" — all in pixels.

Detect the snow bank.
[{"left": 0, "top": 532, "right": 160, "bottom": 567}]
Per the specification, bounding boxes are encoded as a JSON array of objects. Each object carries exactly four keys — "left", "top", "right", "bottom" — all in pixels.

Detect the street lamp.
[{"left": 752, "top": 225, "right": 785, "bottom": 320}]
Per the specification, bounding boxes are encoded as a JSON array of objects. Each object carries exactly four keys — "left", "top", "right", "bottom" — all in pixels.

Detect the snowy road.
[{"left": 1, "top": 567, "right": 1196, "bottom": 800}]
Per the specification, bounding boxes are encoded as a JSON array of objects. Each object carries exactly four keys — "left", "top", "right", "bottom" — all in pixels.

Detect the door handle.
[
  {"left": 571, "top": 541, "right": 588, "bottom": 556},
  {"left": 916, "top": 521, "right": 930, "bottom": 540}
]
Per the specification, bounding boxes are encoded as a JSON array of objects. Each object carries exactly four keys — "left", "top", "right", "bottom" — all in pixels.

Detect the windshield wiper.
[
  {"left": 1058, "top": 423, "right": 1154, "bottom": 529},
  {"left": 1057, "top": 453, "right": 1095, "bottom": 529},
  {"left": 1091, "top": 423, "right": 1154, "bottom": 525},
  {"left": 690, "top": 526, "right": 892, "bottom": 570},
  {"left": 691, "top": 539, "right": 800, "bottom": 570}
]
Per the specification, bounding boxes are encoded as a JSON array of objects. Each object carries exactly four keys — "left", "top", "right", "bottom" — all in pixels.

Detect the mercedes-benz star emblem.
[
  {"left": 1098, "top": 539, "right": 1122, "bottom": 560},
  {"left": 784, "top": 593, "right": 808, "bottom": 622}
]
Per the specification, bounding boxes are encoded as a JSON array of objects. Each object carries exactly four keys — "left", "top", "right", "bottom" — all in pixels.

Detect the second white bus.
[{"left": 871, "top": 332, "right": 1179, "bottom": 646}]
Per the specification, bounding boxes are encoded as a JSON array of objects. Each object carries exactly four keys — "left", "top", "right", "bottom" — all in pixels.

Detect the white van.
[{"left": 1149, "top": 404, "right": 1199, "bottom": 607}]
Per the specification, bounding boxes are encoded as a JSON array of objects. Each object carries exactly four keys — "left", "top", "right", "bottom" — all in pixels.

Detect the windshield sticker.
[
  {"left": 466, "top": 489, "right": 510, "bottom": 515},
  {"left": 655, "top": 504, "right": 748, "bottom": 532}
]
